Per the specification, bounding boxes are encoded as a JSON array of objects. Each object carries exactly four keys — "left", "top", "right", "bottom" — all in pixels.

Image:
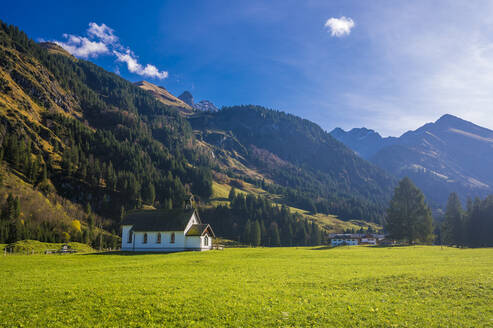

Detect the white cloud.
[
  {"left": 87, "top": 22, "right": 118, "bottom": 45},
  {"left": 51, "top": 22, "right": 168, "bottom": 79},
  {"left": 114, "top": 50, "right": 168, "bottom": 79},
  {"left": 324, "top": 16, "right": 354, "bottom": 37},
  {"left": 55, "top": 34, "right": 109, "bottom": 58}
]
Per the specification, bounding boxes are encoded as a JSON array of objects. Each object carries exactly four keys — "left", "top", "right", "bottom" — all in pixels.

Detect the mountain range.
[
  {"left": 4, "top": 17, "right": 492, "bottom": 246},
  {"left": 0, "top": 20, "right": 391, "bottom": 246},
  {"left": 331, "top": 114, "right": 493, "bottom": 208}
]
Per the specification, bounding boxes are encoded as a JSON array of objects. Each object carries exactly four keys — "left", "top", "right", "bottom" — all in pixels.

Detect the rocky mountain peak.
[
  {"left": 435, "top": 114, "right": 462, "bottom": 125},
  {"left": 194, "top": 100, "right": 218, "bottom": 112},
  {"left": 177, "top": 91, "right": 218, "bottom": 112},
  {"left": 178, "top": 91, "right": 194, "bottom": 107}
]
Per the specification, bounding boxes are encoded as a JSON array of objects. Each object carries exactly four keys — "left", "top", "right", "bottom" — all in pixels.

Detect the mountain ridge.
[
  {"left": 189, "top": 105, "right": 396, "bottom": 221},
  {"left": 134, "top": 81, "right": 193, "bottom": 112},
  {"left": 331, "top": 114, "right": 493, "bottom": 207}
]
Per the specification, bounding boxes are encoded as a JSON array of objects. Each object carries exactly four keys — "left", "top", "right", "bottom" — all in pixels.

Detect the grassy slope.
[
  {"left": 0, "top": 168, "right": 116, "bottom": 242},
  {"left": 0, "top": 168, "right": 73, "bottom": 227},
  {"left": 1, "top": 246, "right": 491, "bottom": 327},
  {"left": 135, "top": 81, "right": 193, "bottom": 112},
  {"left": 3, "top": 240, "right": 95, "bottom": 254}
]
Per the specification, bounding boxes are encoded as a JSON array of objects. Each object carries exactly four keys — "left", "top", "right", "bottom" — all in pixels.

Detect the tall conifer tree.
[
  {"left": 386, "top": 177, "right": 434, "bottom": 243},
  {"left": 442, "top": 192, "right": 464, "bottom": 246}
]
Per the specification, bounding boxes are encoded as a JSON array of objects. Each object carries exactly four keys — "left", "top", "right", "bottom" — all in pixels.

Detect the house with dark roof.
[{"left": 121, "top": 208, "right": 215, "bottom": 252}]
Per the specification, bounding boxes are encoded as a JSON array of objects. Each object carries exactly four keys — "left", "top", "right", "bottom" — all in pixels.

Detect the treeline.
[
  {"left": 0, "top": 193, "right": 119, "bottom": 248},
  {"left": 215, "top": 168, "right": 384, "bottom": 223},
  {"left": 200, "top": 189, "right": 327, "bottom": 246},
  {"left": 385, "top": 178, "right": 493, "bottom": 247},
  {"left": 263, "top": 180, "right": 384, "bottom": 223},
  {"left": 441, "top": 193, "right": 493, "bottom": 247}
]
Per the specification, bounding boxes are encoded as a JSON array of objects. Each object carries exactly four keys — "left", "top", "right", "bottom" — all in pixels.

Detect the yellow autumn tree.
[{"left": 71, "top": 219, "right": 81, "bottom": 233}]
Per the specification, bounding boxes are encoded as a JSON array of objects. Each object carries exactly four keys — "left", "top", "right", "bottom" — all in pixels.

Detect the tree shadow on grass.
[
  {"left": 82, "top": 251, "right": 176, "bottom": 256},
  {"left": 310, "top": 244, "right": 421, "bottom": 250},
  {"left": 372, "top": 244, "right": 413, "bottom": 248},
  {"left": 310, "top": 246, "right": 335, "bottom": 250}
]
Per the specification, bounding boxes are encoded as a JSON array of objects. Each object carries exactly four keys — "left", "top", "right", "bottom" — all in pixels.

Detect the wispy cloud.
[
  {"left": 87, "top": 22, "right": 118, "bottom": 45},
  {"left": 52, "top": 23, "right": 168, "bottom": 79},
  {"left": 114, "top": 50, "right": 168, "bottom": 79},
  {"left": 324, "top": 16, "right": 354, "bottom": 37}
]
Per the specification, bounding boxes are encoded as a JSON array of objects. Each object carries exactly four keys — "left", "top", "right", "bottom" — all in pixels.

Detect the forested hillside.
[
  {"left": 189, "top": 105, "right": 395, "bottom": 222},
  {"left": 0, "top": 20, "right": 212, "bottom": 244}
]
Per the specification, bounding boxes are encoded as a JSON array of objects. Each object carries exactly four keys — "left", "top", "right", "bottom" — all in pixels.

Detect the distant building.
[
  {"left": 360, "top": 236, "right": 377, "bottom": 245},
  {"left": 330, "top": 233, "right": 384, "bottom": 246},
  {"left": 121, "top": 207, "right": 215, "bottom": 252},
  {"left": 331, "top": 237, "right": 359, "bottom": 246}
]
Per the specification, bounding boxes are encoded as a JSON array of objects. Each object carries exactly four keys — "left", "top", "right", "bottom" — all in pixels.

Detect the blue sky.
[{"left": 3, "top": 1, "right": 493, "bottom": 136}]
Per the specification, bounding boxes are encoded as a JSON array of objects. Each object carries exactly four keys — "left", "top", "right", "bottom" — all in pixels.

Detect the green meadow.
[{"left": 0, "top": 246, "right": 492, "bottom": 327}]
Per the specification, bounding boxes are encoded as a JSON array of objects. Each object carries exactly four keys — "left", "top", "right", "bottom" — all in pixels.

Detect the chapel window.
[
  {"left": 171, "top": 232, "right": 175, "bottom": 243},
  {"left": 157, "top": 233, "right": 161, "bottom": 243},
  {"left": 143, "top": 233, "right": 148, "bottom": 244}
]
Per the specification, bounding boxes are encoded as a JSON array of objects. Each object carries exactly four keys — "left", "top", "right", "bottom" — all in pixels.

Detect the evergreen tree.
[
  {"left": 13, "top": 196, "right": 20, "bottom": 219},
  {"left": 465, "top": 196, "right": 493, "bottom": 247},
  {"left": 228, "top": 187, "right": 236, "bottom": 201},
  {"left": 252, "top": 220, "right": 261, "bottom": 247},
  {"left": 142, "top": 182, "right": 156, "bottom": 205},
  {"left": 385, "top": 177, "right": 434, "bottom": 244},
  {"left": 243, "top": 219, "right": 252, "bottom": 245},
  {"left": 86, "top": 203, "right": 95, "bottom": 231},
  {"left": 120, "top": 206, "right": 125, "bottom": 224},
  {"left": 40, "top": 162, "right": 48, "bottom": 183},
  {"left": 164, "top": 198, "right": 173, "bottom": 210},
  {"left": 260, "top": 220, "right": 267, "bottom": 245},
  {"left": 295, "top": 224, "right": 308, "bottom": 246},
  {"left": 310, "top": 222, "right": 321, "bottom": 246},
  {"left": 442, "top": 192, "right": 464, "bottom": 246},
  {"left": 62, "top": 148, "right": 73, "bottom": 176},
  {"left": 269, "top": 222, "right": 281, "bottom": 246}
]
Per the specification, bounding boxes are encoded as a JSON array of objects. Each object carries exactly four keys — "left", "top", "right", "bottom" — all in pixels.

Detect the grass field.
[{"left": 0, "top": 246, "right": 492, "bottom": 327}]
